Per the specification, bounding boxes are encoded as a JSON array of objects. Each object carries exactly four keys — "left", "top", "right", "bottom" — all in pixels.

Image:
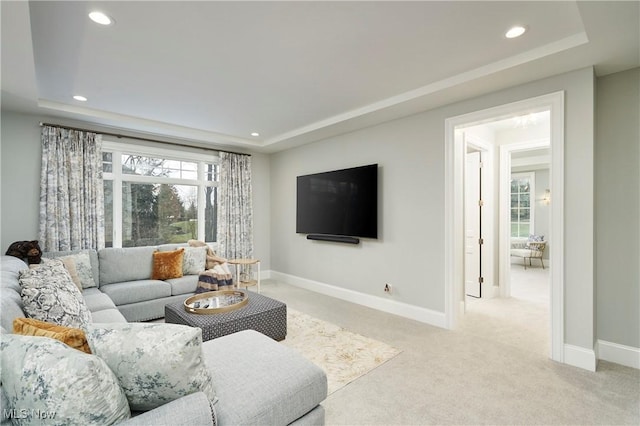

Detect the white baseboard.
[
  {"left": 265, "top": 271, "right": 639, "bottom": 372},
  {"left": 564, "top": 344, "right": 597, "bottom": 372},
  {"left": 269, "top": 271, "right": 447, "bottom": 329},
  {"left": 597, "top": 340, "right": 640, "bottom": 370}
]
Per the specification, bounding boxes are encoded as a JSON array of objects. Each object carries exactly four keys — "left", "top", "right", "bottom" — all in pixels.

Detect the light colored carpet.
[
  {"left": 261, "top": 275, "right": 640, "bottom": 425},
  {"left": 282, "top": 308, "right": 402, "bottom": 395}
]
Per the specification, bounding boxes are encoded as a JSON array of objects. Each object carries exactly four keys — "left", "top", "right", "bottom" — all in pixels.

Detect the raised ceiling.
[{"left": 1, "top": 1, "right": 638, "bottom": 153}]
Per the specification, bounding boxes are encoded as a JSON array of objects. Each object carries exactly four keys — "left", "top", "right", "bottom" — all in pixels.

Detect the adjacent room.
[{"left": 1, "top": 1, "right": 638, "bottom": 425}]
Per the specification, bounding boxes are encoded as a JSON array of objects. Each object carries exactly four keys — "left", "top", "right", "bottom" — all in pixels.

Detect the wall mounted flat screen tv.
[{"left": 296, "top": 164, "right": 378, "bottom": 239}]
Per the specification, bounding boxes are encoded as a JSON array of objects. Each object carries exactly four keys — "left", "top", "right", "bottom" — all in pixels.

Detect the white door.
[{"left": 465, "top": 151, "right": 482, "bottom": 298}]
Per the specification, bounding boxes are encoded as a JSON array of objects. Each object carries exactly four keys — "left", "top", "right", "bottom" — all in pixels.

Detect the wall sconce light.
[{"left": 539, "top": 189, "right": 551, "bottom": 205}]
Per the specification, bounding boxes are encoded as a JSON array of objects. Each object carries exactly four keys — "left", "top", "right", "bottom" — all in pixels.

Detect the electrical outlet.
[{"left": 384, "top": 283, "right": 392, "bottom": 294}]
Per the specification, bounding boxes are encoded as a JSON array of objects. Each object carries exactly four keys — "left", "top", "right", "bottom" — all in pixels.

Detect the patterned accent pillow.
[
  {"left": 526, "top": 234, "right": 545, "bottom": 249},
  {"left": 19, "top": 259, "right": 92, "bottom": 329},
  {"left": 0, "top": 334, "right": 131, "bottom": 425},
  {"left": 183, "top": 246, "right": 207, "bottom": 275},
  {"left": 59, "top": 252, "right": 96, "bottom": 289},
  {"left": 151, "top": 248, "right": 185, "bottom": 280},
  {"left": 85, "top": 322, "right": 217, "bottom": 411},
  {"left": 58, "top": 255, "right": 82, "bottom": 291},
  {"left": 13, "top": 317, "right": 91, "bottom": 354}
]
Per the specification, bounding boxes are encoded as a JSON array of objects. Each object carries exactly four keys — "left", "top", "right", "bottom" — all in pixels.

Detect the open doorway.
[
  {"left": 464, "top": 112, "right": 551, "bottom": 305},
  {"left": 444, "top": 91, "right": 565, "bottom": 363},
  {"left": 459, "top": 113, "right": 551, "bottom": 316},
  {"left": 505, "top": 143, "right": 550, "bottom": 304}
]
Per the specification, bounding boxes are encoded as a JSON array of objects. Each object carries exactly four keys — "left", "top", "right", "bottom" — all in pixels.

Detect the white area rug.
[{"left": 281, "top": 308, "right": 402, "bottom": 395}]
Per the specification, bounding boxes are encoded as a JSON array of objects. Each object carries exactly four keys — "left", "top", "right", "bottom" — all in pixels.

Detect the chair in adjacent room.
[{"left": 510, "top": 237, "right": 547, "bottom": 269}]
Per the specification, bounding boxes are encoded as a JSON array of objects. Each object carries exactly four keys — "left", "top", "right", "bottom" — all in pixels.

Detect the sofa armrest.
[{"left": 118, "top": 392, "right": 216, "bottom": 426}]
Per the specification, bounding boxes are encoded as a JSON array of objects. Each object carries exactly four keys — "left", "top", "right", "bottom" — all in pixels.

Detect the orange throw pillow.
[
  {"left": 13, "top": 317, "right": 91, "bottom": 354},
  {"left": 151, "top": 248, "right": 185, "bottom": 280}
]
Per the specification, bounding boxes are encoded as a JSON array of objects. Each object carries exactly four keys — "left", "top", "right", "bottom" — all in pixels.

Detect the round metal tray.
[{"left": 184, "top": 290, "right": 248, "bottom": 314}]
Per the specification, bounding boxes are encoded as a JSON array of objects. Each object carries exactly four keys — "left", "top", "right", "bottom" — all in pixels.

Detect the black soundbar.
[{"left": 306, "top": 234, "right": 360, "bottom": 244}]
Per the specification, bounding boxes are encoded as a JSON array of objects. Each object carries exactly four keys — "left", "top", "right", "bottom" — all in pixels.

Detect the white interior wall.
[
  {"left": 271, "top": 67, "right": 596, "bottom": 356},
  {"left": 270, "top": 112, "right": 446, "bottom": 317},
  {"left": 595, "top": 67, "right": 639, "bottom": 350}
]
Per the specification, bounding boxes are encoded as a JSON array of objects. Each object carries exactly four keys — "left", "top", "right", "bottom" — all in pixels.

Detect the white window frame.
[
  {"left": 102, "top": 140, "right": 219, "bottom": 248},
  {"left": 510, "top": 172, "right": 535, "bottom": 238}
]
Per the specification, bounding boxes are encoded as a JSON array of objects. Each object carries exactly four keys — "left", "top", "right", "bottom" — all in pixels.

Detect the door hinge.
[
  {"left": 478, "top": 199, "right": 484, "bottom": 207},
  {"left": 478, "top": 277, "right": 484, "bottom": 284},
  {"left": 478, "top": 238, "right": 484, "bottom": 245},
  {"left": 479, "top": 161, "right": 484, "bottom": 169}
]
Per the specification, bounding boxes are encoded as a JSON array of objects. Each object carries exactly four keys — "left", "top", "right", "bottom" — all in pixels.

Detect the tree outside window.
[
  {"left": 510, "top": 172, "right": 534, "bottom": 238},
  {"left": 103, "top": 150, "right": 218, "bottom": 248}
]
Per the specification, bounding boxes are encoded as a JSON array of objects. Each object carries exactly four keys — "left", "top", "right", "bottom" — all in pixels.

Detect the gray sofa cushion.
[
  {"left": 290, "top": 405, "right": 325, "bottom": 425},
  {"left": 92, "top": 308, "right": 128, "bottom": 323},
  {"left": 117, "top": 295, "right": 192, "bottom": 323},
  {"left": 99, "top": 246, "right": 157, "bottom": 285},
  {"left": 165, "top": 275, "right": 198, "bottom": 296},
  {"left": 0, "top": 290, "right": 25, "bottom": 332},
  {"left": 1, "top": 271, "right": 22, "bottom": 294},
  {"left": 0, "top": 257, "right": 27, "bottom": 331},
  {"left": 100, "top": 280, "right": 171, "bottom": 305},
  {"left": 1, "top": 256, "right": 28, "bottom": 283},
  {"left": 120, "top": 392, "right": 214, "bottom": 426},
  {"left": 202, "top": 330, "right": 327, "bottom": 425},
  {"left": 83, "top": 287, "right": 118, "bottom": 312}
]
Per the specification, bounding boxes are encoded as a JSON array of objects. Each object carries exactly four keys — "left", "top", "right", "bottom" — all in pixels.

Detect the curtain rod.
[{"left": 39, "top": 122, "right": 251, "bottom": 157}]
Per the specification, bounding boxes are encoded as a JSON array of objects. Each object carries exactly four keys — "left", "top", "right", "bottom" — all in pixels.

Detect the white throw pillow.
[
  {"left": 0, "top": 334, "right": 131, "bottom": 425},
  {"left": 182, "top": 246, "right": 208, "bottom": 275},
  {"left": 85, "top": 322, "right": 217, "bottom": 411},
  {"left": 19, "top": 259, "right": 92, "bottom": 328}
]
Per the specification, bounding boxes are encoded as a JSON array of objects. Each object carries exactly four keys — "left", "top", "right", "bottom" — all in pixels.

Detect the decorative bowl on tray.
[{"left": 184, "top": 290, "right": 248, "bottom": 314}]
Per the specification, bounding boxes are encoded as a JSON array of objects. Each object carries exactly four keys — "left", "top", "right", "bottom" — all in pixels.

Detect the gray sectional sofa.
[
  {"left": 1, "top": 250, "right": 328, "bottom": 425},
  {"left": 44, "top": 244, "right": 205, "bottom": 322}
]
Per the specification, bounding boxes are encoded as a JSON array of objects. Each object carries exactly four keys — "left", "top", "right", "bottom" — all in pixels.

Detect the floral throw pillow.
[
  {"left": 0, "top": 334, "right": 131, "bottom": 425},
  {"left": 85, "top": 322, "right": 217, "bottom": 411},
  {"left": 59, "top": 252, "right": 97, "bottom": 289},
  {"left": 19, "top": 259, "right": 92, "bottom": 329},
  {"left": 183, "top": 246, "right": 207, "bottom": 275},
  {"left": 526, "top": 234, "right": 545, "bottom": 249}
]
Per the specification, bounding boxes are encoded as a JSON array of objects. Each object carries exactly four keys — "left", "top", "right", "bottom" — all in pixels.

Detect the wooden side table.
[{"left": 228, "top": 259, "right": 261, "bottom": 293}]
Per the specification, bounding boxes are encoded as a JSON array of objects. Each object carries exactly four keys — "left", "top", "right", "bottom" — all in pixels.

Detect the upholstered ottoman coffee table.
[{"left": 165, "top": 292, "right": 287, "bottom": 341}]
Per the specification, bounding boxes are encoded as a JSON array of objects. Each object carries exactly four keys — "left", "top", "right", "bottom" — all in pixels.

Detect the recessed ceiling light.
[
  {"left": 505, "top": 26, "right": 526, "bottom": 39},
  {"left": 89, "top": 11, "right": 113, "bottom": 26},
  {"left": 73, "top": 95, "right": 88, "bottom": 102},
  {"left": 251, "top": 132, "right": 260, "bottom": 137}
]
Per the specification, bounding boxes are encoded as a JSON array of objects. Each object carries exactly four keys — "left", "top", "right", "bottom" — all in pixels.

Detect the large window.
[
  {"left": 510, "top": 172, "right": 535, "bottom": 238},
  {"left": 102, "top": 142, "right": 218, "bottom": 248}
]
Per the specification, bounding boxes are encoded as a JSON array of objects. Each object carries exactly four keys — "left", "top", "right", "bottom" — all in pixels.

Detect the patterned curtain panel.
[
  {"left": 216, "top": 152, "right": 253, "bottom": 268},
  {"left": 39, "top": 126, "right": 105, "bottom": 252}
]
